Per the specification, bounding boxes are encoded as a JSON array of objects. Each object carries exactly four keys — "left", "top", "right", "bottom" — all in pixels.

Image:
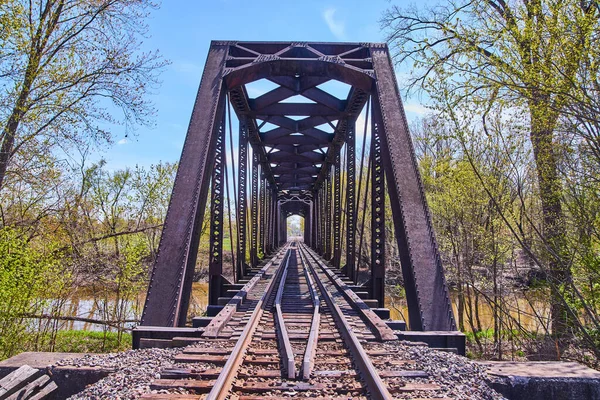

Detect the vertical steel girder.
[
  {"left": 141, "top": 45, "right": 228, "bottom": 327},
  {"left": 305, "top": 201, "right": 312, "bottom": 247},
  {"left": 277, "top": 202, "right": 284, "bottom": 246},
  {"left": 326, "top": 181, "right": 329, "bottom": 259},
  {"left": 250, "top": 152, "right": 259, "bottom": 268},
  {"left": 333, "top": 153, "right": 342, "bottom": 269},
  {"left": 208, "top": 113, "right": 227, "bottom": 305},
  {"left": 267, "top": 184, "right": 272, "bottom": 252},
  {"left": 345, "top": 119, "right": 357, "bottom": 280},
  {"left": 272, "top": 190, "right": 278, "bottom": 248},
  {"left": 316, "top": 189, "right": 322, "bottom": 254},
  {"left": 272, "top": 191, "right": 278, "bottom": 248},
  {"left": 370, "top": 45, "right": 456, "bottom": 330},
  {"left": 310, "top": 200, "right": 316, "bottom": 248},
  {"left": 260, "top": 174, "right": 266, "bottom": 257},
  {"left": 370, "top": 105, "right": 386, "bottom": 308},
  {"left": 236, "top": 118, "right": 249, "bottom": 279}
]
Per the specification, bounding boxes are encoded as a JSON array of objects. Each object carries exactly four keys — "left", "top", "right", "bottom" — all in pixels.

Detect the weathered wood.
[
  {"left": 380, "top": 370, "right": 429, "bottom": 378},
  {"left": 181, "top": 348, "right": 231, "bottom": 355},
  {"left": 232, "top": 381, "right": 363, "bottom": 393},
  {"left": 0, "top": 365, "right": 40, "bottom": 399},
  {"left": 7, "top": 374, "right": 50, "bottom": 400},
  {"left": 27, "top": 381, "right": 57, "bottom": 400},
  {"left": 173, "top": 354, "right": 228, "bottom": 364},
  {"left": 150, "top": 379, "right": 215, "bottom": 393}
]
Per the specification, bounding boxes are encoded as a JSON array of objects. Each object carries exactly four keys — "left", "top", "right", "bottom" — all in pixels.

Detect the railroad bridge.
[
  {"left": 134, "top": 41, "right": 465, "bottom": 399},
  {"left": 2, "top": 41, "right": 598, "bottom": 400}
]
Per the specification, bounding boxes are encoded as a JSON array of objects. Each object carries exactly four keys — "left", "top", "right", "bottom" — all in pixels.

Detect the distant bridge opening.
[{"left": 287, "top": 215, "right": 304, "bottom": 241}]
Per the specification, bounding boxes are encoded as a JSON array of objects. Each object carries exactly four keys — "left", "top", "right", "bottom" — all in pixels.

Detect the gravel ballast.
[{"left": 58, "top": 340, "right": 506, "bottom": 399}]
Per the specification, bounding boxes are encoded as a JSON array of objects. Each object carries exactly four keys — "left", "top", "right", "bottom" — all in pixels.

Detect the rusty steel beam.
[
  {"left": 237, "top": 117, "right": 249, "bottom": 279},
  {"left": 332, "top": 152, "right": 342, "bottom": 270},
  {"left": 345, "top": 119, "right": 356, "bottom": 281},
  {"left": 370, "top": 103, "right": 385, "bottom": 308},
  {"left": 250, "top": 152, "right": 259, "bottom": 268},
  {"left": 370, "top": 44, "right": 456, "bottom": 331},
  {"left": 141, "top": 44, "right": 228, "bottom": 327},
  {"left": 324, "top": 175, "right": 332, "bottom": 260},
  {"left": 208, "top": 112, "right": 227, "bottom": 305}
]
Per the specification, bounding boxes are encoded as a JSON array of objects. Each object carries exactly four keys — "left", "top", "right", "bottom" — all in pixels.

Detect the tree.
[
  {"left": 0, "top": 0, "right": 167, "bottom": 192},
  {"left": 382, "top": 0, "right": 600, "bottom": 338}
]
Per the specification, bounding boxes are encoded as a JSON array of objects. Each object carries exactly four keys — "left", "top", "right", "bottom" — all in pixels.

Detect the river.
[{"left": 43, "top": 283, "right": 549, "bottom": 333}]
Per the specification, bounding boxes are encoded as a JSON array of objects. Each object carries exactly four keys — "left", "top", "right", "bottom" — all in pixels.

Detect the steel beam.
[
  {"left": 345, "top": 119, "right": 356, "bottom": 280},
  {"left": 208, "top": 112, "right": 227, "bottom": 306},
  {"left": 141, "top": 44, "right": 228, "bottom": 327},
  {"left": 260, "top": 174, "right": 266, "bottom": 257},
  {"left": 333, "top": 152, "right": 342, "bottom": 270},
  {"left": 370, "top": 104, "right": 385, "bottom": 308},
  {"left": 236, "top": 117, "right": 249, "bottom": 279},
  {"left": 250, "top": 152, "right": 259, "bottom": 268},
  {"left": 324, "top": 175, "right": 332, "bottom": 260},
  {"left": 370, "top": 44, "right": 456, "bottom": 331}
]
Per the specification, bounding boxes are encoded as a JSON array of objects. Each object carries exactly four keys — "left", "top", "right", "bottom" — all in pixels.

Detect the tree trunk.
[{"left": 529, "top": 105, "right": 571, "bottom": 339}]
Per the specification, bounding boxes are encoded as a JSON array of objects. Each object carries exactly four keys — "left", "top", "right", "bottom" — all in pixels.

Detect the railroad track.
[{"left": 141, "top": 242, "right": 442, "bottom": 399}]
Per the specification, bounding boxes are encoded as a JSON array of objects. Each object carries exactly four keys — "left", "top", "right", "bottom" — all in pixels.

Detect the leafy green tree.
[
  {"left": 0, "top": 0, "right": 167, "bottom": 192},
  {"left": 383, "top": 0, "right": 600, "bottom": 338},
  {"left": 0, "top": 227, "right": 62, "bottom": 358}
]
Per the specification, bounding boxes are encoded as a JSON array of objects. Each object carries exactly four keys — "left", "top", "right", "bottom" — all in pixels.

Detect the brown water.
[
  {"left": 45, "top": 282, "right": 549, "bottom": 333},
  {"left": 387, "top": 291, "right": 550, "bottom": 332}
]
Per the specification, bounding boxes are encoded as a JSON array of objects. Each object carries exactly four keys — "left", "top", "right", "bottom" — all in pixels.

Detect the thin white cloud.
[
  {"left": 404, "top": 102, "right": 429, "bottom": 115},
  {"left": 117, "top": 138, "right": 128, "bottom": 145},
  {"left": 323, "top": 8, "right": 345, "bottom": 40}
]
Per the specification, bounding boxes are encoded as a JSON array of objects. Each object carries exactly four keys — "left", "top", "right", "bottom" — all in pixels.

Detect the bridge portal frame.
[{"left": 141, "top": 41, "right": 456, "bottom": 332}]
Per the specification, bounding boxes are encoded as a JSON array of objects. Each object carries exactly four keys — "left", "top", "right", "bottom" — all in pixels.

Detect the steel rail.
[
  {"left": 297, "top": 244, "right": 321, "bottom": 380},
  {"left": 274, "top": 248, "right": 296, "bottom": 379},
  {"left": 205, "top": 245, "right": 291, "bottom": 400},
  {"left": 298, "top": 242, "right": 393, "bottom": 400},
  {"left": 203, "top": 245, "right": 289, "bottom": 338},
  {"left": 303, "top": 244, "right": 397, "bottom": 341}
]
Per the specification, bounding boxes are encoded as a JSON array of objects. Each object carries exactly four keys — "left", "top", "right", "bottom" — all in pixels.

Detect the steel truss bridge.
[{"left": 140, "top": 41, "right": 456, "bottom": 333}]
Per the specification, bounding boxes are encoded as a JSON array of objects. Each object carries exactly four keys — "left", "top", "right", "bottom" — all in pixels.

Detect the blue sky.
[{"left": 103, "top": 0, "right": 428, "bottom": 171}]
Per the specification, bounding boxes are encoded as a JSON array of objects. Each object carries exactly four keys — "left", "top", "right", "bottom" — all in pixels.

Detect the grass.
[{"left": 51, "top": 330, "right": 132, "bottom": 353}]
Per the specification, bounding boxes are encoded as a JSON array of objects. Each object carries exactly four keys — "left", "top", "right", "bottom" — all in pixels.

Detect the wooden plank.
[
  {"left": 233, "top": 381, "right": 363, "bottom": 393},
  {"left": 27, "top": 381, "right": 58, "bottom": 400},
  {"left": 150, "top": 379, "right": 215, "bottom": 393},
  {"left": 173, "top": 354, "right": 228, "bottom": 364},
  {"left": 0, "top": 365, "right": 40, "bottom": 399},
  {"left": 7, "top": 374, "right": 50, "bottom": 400},
  {"left": 380, "top": 370, "right": 429, "bottom": 378},
  {"left": 160, "top": 368, "right": 281, "bottom": 380},
  {"left": 160, "top": 368, "right": 222, "bottom": 379},
  {"left": 242, "top": 357, "right": 279, "bottom": 366},
  {"left": 181, "top": 348, "right": 232, "bottom": 355}
]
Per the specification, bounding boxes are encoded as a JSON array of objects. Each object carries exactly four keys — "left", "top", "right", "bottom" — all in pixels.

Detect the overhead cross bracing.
[
  {"left": 226, "top": 42, "right": 370, "bottom": 195},
  {"left": 140, "top": 41, "right": 457, "bottom": 335}
]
